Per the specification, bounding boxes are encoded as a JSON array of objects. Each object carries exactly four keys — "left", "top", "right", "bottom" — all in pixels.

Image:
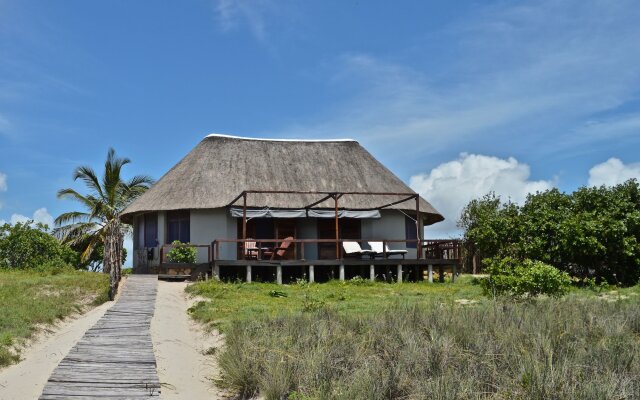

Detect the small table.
[{"left": 246, "top": 247, "right": 273, "bottom": 260}]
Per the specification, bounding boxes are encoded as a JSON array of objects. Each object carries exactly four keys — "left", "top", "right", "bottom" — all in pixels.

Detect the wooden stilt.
[
  {"left": 370, "top": 264, "right": 375, "bottom": 282},
  {"left": 339, "top": 264, "right": 345, "bottom": 281},
  {"left": 397, "top": 264, "right": 403, "bottom": 283},
  {"left": 246, "top": 265, "right": 252, "bottom": 283},
  {"left": 276, "top": 265, "right": 283, "bottom": 284},
  {"left": 452, "top": 263, "right": 457, "bottom": 282},
  {"left": 309, "top": 265, "right": 315, "bottom": 283},
  {"left": 438, "top": 265, "right": 444, "bottom": 283},
  {"left": 428, "top": 264, "right": 433, "bottom": 283}
]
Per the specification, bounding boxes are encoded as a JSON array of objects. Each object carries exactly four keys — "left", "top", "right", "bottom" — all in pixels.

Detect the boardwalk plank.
[{"left": 40, "top": 276, "right": 160, "bottom": 399}]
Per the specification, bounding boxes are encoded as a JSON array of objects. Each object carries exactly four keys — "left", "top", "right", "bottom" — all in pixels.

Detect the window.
[
  {"left": 405, "top": 215, "right": 417, "bottom": 248},
  {"left": 166, "top": 210, "right": 190, "bottom": 243},
  {"left": 144, "top": 213, "right": 158, "bottom": 248},
  {"left": 317, "top": 218, "right": 361, "bottom": 259}
]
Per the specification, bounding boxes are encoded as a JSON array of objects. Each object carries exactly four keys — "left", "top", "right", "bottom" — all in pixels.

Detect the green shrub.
[
  {"left": 0, "top": 222, "right": 77, "bottom": 270},
  {"left": 482, "top": 257, "right": 571, "bottom": 298},
  {"left": 459, "top": 180, "right": 640, "bottom": 285},
  {"left": 166, "top": 240, "right": 197, "bottom": 263}
]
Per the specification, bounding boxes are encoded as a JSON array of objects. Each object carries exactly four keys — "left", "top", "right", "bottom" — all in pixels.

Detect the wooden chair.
[
  {"left": 243, "top": 239, "right": 258, "bottom": 260},
  {"left": 263, "top": 236, "right": 294, "bottom": 260}
]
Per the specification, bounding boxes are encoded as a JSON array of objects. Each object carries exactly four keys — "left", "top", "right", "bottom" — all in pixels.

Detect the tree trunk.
[{"left": 104, "top": 222, "right": 120, "bottom": 300}]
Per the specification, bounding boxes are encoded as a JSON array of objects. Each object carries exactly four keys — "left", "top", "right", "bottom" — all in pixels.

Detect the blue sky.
[{"left": 1, "top": 0, "right": 640, "bottom": 248}]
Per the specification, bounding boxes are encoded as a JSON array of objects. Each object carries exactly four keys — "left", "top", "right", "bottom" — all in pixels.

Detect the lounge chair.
[
  {"left": 342, "top": 241, "right": 375, "bottom": 258},
  {"left": 262, "top": 236, "right": 294, "bottom": 260},
  {"left": 368, "top": 241, "right": 408, "bottom": 259}
]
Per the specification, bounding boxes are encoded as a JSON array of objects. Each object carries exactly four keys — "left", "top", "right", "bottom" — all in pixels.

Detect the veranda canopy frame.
[{"left": 228, "top": 190, "right": 423, "bottom": 260}]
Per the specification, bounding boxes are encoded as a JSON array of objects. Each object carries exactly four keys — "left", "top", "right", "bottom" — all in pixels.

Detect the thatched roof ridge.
[{"left": 122, "top": 135, "right": 444, "bottom": 225}]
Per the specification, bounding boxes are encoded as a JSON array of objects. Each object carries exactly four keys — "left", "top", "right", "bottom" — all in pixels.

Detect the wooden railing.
[
  {"left": 153, "top": 239, "right": 463, "bottom": 263},
  {"left": 211, "top": 238, "right": 422, "bottom": 261},
  {"left": 423, "top": 239, "right": 463, "bottom": 260}
]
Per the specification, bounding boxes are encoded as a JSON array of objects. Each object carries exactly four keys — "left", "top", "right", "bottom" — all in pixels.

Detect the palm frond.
[
  {"left": 57, "top": 188, "right": 99, "bottom": 211},
  {"left": 103, "top": 148, "right": 131, "bottom": 206},
  {"left": 53, "top": 221, "right": 101, "bottom": 244},
  {"left": 73, "top": 166, "right": 104, "bottom": 198},
  {"left": 54, "top": 211, "right": 91, "bottom": 227},
  {"left": 80, "top": 234, "right": 102, "bottom": 263},
  {"left": 126, "top": 174, "right": 154, "bottom": 189}
]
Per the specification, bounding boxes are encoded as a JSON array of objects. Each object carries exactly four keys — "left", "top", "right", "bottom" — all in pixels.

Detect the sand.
[
  {"left": 0, "top": 298, "right": 114, "bottom": 399},
  {"left": 0, "top": 278, "right": 224, "bottom": 400},
  {"left": 151, "top": 280, "right": 223, "bottom": 399}
]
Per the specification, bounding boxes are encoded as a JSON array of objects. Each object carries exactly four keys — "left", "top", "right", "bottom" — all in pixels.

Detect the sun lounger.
[
  {"left": 368, "top": 241, "right": 408, "bottom": 259},
  {"left": 342, "top": 241, "right": 376, "bottom": 258}
]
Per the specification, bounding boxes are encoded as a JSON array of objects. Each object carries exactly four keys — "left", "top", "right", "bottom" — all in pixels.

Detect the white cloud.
[
  {"left": 410, "top": 154, "right": 555, "bottom": 237},
  {"left": 214, "top": 0, "right": 271, "bottom": 41},
  {"left": 10, "top": 207, "right": 54, "bottom": 228},
  {"left": 588, "top": 158, "right": 640, "bottom": 187},
  {"left": 0, "top": 114, "right": 9, "bottom": 136},
  {"left": 277, "top": 0, "right": 640, "bottom": 159},
  {"left": 0, "top": 172, "right": 6, "bottom": 210}
]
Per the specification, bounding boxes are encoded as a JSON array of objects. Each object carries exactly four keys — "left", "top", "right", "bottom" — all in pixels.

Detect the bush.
[
  {"left": 166, "top": 240, "right": 197, "bottom": 263},
  {"left": 481, "top": 257, "right": 571, "bottom": 298},
  {"left": 0, "top": 222, "right": 77, "bottom": 270},
  {"left": 459, "top": 180, "right": 640, "bottom": 285}
]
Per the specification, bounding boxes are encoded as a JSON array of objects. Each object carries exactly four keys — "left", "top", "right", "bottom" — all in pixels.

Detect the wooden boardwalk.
[{"left": 40, "top": 275, "right": 160, "bottom": 399}]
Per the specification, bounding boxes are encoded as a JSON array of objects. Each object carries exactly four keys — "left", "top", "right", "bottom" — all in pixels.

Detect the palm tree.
[{"left": 54, "top": 148, "right": 153, "bottom": 298}]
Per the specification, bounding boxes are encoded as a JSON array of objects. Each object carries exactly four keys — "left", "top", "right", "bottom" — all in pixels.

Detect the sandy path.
[
  {"left": 0, "top": 298, "right": 115, "bottom": 399},
  {"left": 151, "top": 281, "right": 223, "bottom": 399}
]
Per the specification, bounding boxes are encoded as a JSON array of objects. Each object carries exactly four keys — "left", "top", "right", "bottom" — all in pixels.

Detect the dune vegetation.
[
  {"left": 0, "top": 269, "right": 109, "bottom": 367},
  {"left": 188, "top": 278, "right": 640, "bottom": 399}
]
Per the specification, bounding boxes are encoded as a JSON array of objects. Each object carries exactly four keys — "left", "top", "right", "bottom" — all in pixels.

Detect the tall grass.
[
  {"left": 0, "top": 269, "right": 109, "bottom": 367},
  {"left": 217, "top": 295, "right": 640, "bottom": 399}
]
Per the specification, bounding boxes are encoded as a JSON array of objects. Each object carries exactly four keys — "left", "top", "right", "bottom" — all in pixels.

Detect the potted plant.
[{"left": 165, "top": 240, "right": 197, "bottom": 276}]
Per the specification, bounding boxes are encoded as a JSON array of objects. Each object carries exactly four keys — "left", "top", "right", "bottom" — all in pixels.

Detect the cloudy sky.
[{"left": 1, "top": 0, "right": 640, "bottom": 255}]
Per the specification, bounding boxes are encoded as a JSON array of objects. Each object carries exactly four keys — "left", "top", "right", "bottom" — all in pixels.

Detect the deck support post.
[
  {"left": 452, "top": 263, "right": 457, "bottom": 282},
  {"left": 428, "top": 264, "right": 433, "bottom": 283},
  {"left": 439, "top": 265, "right": 445, "bottom": 283},
  {"left": 246, "top": 265, "right": 252, "bottom": 283},
  {"left": 213, "top": 264, "right": 220, "bottom": 280},
  {"left": 309, "top": 265, "right": 315, "bottom": 283},
  {"left": 242, "top": 192, "right": 247, "bottom": 260},
  {"left": 397, "top": 264, "right": 403, "bottom": 283},
  {"left": 339, "top": 264, "right": 345, "bottom": 281},
  {"left": 276, "top": 265, "right": 282, "bottom": 284},
  {"left": 334, "top": 194, "right": 340, "bottom": 260},
  {"left": 370, "top": 264, "right": 375, "bottom": 282},
  {"left": 416, "top": 195, "right": 422, "bottom": 260}
]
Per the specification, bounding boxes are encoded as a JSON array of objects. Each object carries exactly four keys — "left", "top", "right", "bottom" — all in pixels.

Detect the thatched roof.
[{"left": 122, "top": 134, "right": 444, "bottom": 225}]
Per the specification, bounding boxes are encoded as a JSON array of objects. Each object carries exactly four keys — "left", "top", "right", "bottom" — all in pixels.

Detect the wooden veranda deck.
[{"left": 40, "top": 275, "right": 160, "bottom": 399}]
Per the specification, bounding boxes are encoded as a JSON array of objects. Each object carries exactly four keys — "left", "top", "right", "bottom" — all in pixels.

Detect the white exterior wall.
[
  {"left": 190, "top": 208, "right": 237, "bottom": 261},
  {"left": 361, "top": 210, "right": 417, "bottom": 258}
]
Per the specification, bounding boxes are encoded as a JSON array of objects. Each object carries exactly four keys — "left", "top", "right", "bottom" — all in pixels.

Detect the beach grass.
[
  {"left": 0, "top": 269, "right": 109, "bottom": 367},
  {"left": 188, "top": 276, "right": 640, "bottom": 399}
]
